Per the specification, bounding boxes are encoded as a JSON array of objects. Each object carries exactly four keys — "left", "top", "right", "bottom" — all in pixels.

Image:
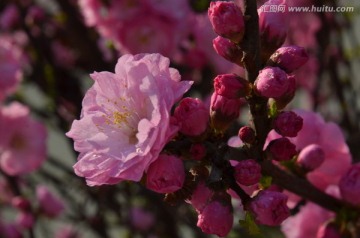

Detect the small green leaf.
[
  {"left": 259, "top": 176, "right": 272, "bottom": 189},
  {"left": 268, "top": 99, "right": 278, "bottom": 118},
  {"left": 239, "top": 212, "right": 261, "bottom": 236}
]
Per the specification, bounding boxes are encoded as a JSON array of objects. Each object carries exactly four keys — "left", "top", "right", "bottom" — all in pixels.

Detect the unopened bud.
[
  {"left": 273, "top": 111, "right": 303, "bottom": 137},
  {"left": 214, "top": 74, "right": 249, "bottom": 99},
  {"left": 238, "top": 126, "right": 256, "bottom": 144},
  {"left": 210, "top": 93, "right": 243, "bottom": 132},
  {"left": 234, "top": 159, "right": 261, "bottom": 186},
  {"left": 254, "top": 67, "right": 289, "bottom": 98},
  {"left": 249, "top": 190, "right": 290, "bottom": 226},
  {"left": 268, "top": 46, "right": 309, "bottom": 73},
  {"left": 146, "top": 154, "right": 185, "bottom": 194},
  {"left": 258, "top": 0, "right": 288, "bottom": 62},
  {"left": 174, "top": 97, "right": 209, "bottom": 137},
  {"left": 297, "top": 144, "right": 325, "bottom": 171},
  {"left": 208, "top": 1, "right": 245, "bottom": 43},
  {"left": 197, "top": 199, "right": 233, "bottom": 237},
  {"left": 213, "top": 36, "right": 244, "bottom": 65},
  {"left": 274, "top": 75, "right": 296, "bottom": 110},
  {"left": 266, "top": 137, "right": 297, "bottom": 161}
]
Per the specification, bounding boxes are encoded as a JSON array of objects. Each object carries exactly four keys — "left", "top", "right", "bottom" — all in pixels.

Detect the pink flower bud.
[
  {"left": 258, "top": 0, "right": 288, "bottom": 61},
  {"left": 249, "top": 190, "right": 290, "bottom": 226},
  {"left": 214, "top": 74, "right": 250, "bottom": 99},
  {"left": 274, "top": 75, "right": 296, "bottom": 109},
  {"left": 146, "top": 154, "right": 185, "bottom": 194},
  {"left": 36, "top": 185, "right": 64, "bottom": 217},
  {"left": 297, "top": 144, "right": 325, "bottom": 171},
  {"left": 174, "top": 98, "right": 209, "bottom": 136},
  {"left": 268, "top": 46, "right": 309, "bottom": 73},
  {"left": 273, "top": 111, "right": 303, "bottom": 137},
  {"left": 316, "top": 222, "right": 342, "bottom": 238},
  {"left": 254, "top": 67, "right": 289, "bottom": 98},
  {"left": 339, "top": 163, "right": 360, "bottom": 206},
  {"left": 210, "top": 93, "right": 243, "bottom": 132},
  {"left": 266, "top": 137, "right": 297, "bottom": 161},
  {"left": 238, "top": 126, "right": 256, "bottom": 144},
  {"left": 197, "top": 201, "right": 233, "bottom": 237},
  {"left": 234, "top": 159, "right": 261, "bottom": 186},
  {"left": 11, "top": 196, "right": 31, "bottom": 211},
  {"left": 190, "top": 143, "right": 206, "bottom": 161},
  {"left": 188, "top": 182, "right": 213, "bottom": 213},
  {"left": 208, "top": 1, "right": 245, "bottom": 43},
  {"left": 213, "top": 36, "right": 243, "bottom": 65},
  {"left": 15, "top": 212, "right": 34, "bottom": 229}
]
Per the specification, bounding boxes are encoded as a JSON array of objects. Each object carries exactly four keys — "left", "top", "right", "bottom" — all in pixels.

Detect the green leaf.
[
  {"left": 259, "top": 176, "right": 272, "bottom": 189},
  {"left": 268, "top": 99, "right": 278, "bottom": 118},
  {"left": 239, "top": 212, "right": 262, "bottom": 236}
]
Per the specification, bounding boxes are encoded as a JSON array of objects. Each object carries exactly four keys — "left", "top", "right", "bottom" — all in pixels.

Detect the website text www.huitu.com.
[{"left": 259, "top": 4, "right": 355, "bottom": 13}]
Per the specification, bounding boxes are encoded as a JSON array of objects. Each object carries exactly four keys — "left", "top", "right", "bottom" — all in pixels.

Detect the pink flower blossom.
[
  {"left": 116, "top": 14, "right": 178, "bottom": 56},
  {"left": 0, "top": 102, "right": 47, "bottom": 175},
  {"left": 146, "top": 154, "right": 185, "bottom": 193},
  {"left": 0, "top": 36, "right": 24, "bottom": 101},
  {"left": 36, "top": 185, "right": 64, "bottom": 217},
  {"left": 15, "top": 212, "right": 34, "bottom": 229},
  {"left": 0, "top": 4, "right": 19, "bottom": 30},
  {"left": 66, "top": 54, "right": 192, "bottom": 186},
  {"left": 339, "top": 163, "right": 360, "bottom": 206},
  {"left": 197, "top": 201, "right": 233, "bottom": 237},
  {"left": 282, "top": 201, "right": 334, "bottom": 238}
]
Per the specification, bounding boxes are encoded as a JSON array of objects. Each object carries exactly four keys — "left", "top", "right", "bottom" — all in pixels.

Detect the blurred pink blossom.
[
  {"left": 66, "top": 54, "right": 192, "bottom": 185},
  {"left": 36, "top": 185, "right": 65, "bottom": 217},
  {"left": 0, "top": 35, "right": 25, "bottom": 101},
  {"left": 0, "top": 102, "right": 47, "bottom": 175},
  {"left": 267, "top": 109, "right": 352, "bottom": 190},
  {"left": 130, "top": 207, "right": 155, "bottom": 231}
]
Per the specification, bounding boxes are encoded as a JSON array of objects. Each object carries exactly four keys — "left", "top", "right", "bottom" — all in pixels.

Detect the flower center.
[{"left": 10, "top": 134, "right": 26, "bottom": 150}]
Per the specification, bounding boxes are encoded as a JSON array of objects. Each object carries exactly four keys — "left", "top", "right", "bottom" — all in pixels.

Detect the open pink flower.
[
  {"left": 66, "top": 54, "right": 192, "bottom": 186},
  {"left": 0, "top": 102, "right": 47, "bottom": 175}
]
